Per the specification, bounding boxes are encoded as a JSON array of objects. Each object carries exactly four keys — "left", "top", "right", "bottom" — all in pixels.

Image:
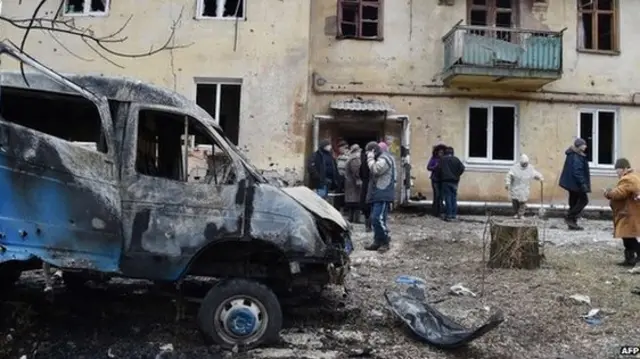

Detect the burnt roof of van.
[{"left": 0, "top": 71, "right": 217, "bottom": 127}]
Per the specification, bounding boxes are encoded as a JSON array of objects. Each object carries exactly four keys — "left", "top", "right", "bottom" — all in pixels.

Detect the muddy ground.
[{"left": 1, "top": 213, "right": 639, "bottom": 359}]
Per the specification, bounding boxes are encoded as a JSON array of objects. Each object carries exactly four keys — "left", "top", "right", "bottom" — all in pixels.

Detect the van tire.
[
  {"left": 62, "top": 271, "right": 109, "bottom": 290},
  {"left": 0, "top": 262, "right": 22, "bottom": 288},
  {"left": 197, "top": 278, "right": 282, "bottom": 350}
]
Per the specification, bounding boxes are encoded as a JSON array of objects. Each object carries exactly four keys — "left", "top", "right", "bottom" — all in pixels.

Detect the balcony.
[{"left": 442, "top": 24, "right": 564, "bottom": 90}]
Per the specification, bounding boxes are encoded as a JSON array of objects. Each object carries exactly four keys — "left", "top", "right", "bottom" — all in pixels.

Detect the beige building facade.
[
  {"left": 1, "top": 0, "right": 638, "bottom": 205},
  {"left": 309, "top": 0, "right": 639, "bottom": 206}
]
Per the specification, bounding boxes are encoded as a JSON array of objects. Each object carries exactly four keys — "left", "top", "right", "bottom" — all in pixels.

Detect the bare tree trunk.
[{"left": 488, "top": 220, "right": 541, "bottom": 269}]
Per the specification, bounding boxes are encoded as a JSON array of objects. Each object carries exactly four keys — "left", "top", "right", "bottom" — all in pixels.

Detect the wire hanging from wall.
[{"left": 233, "top": 0, "right": 242, "bottom": 51}]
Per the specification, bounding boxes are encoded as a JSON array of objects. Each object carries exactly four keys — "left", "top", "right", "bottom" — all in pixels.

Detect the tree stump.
[{"left": 488, "top": 220, "right": 541, "bottom": 269}]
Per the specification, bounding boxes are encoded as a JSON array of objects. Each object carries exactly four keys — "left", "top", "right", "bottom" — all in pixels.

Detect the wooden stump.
[{"left": 488, "top": 220, "right": 541, "bottom": 269}]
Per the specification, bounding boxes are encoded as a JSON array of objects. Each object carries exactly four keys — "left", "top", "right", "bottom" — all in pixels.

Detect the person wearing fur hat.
[
  {"left": 308, "top": 139, "right": 339, "bottom": 199},
  {"left": 505, "top": 154, "right": 544, "bottom": 219},
  {"left": 604, "top": 158, "right": 640, "bottom": 267},
  {"left": 559, "top": 138, "right": 591, "bottom": 230},
  {"left": 364, "top": 141, "right": 396, "bottom": 253}
]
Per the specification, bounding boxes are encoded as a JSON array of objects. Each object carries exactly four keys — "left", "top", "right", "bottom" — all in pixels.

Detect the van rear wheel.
[{"left": 197, "top": 278, "right": 282, "bottom": 350}]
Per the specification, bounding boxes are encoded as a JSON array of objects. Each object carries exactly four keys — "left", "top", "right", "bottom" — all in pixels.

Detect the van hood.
[{"left": 281, "top": 186, "right": 349, "bottom": 230}]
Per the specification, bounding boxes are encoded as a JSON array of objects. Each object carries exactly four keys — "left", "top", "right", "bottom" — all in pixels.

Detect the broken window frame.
[
  {"left": 577, "top": 108, "right": 619, "bottom": 168},
  {"left": 465, "top": 103, "right": 518, "bottom": 165},
  {"left": 577, "top": 0, "right": 619, "bottom": 54},
  {"left": 129, "top": 103, "right": 242, "bottom": 185},
  {"left": 337, "top": 0, "right": 384, "bottom": 41},
  {"left": 466, "top": 0, "right": 519, "bottom": 28},
  {"left": 196, "top": 0, "right": 247, "bottom": 20},
  {"left": 63, "top": 0, "right": 110, "bottom": 17},
  {"left": 194, "top": 78, "right": 242, "bottom": 145}
]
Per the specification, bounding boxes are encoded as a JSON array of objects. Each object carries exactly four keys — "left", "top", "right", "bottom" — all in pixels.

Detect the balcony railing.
[{"left": 442, "top": 23, "right": 564, "bottom": 76}]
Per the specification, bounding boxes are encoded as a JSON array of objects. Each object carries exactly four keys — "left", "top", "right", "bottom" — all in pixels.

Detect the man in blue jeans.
[
  {"left": 364, "top": 141, "right": 396, "bottom": 253},
  {"left": 308, "top": 139, "right": 339, "bottom": 199},
  {"left": 438, "top": 147, "right": 465, "bottom": 221}
]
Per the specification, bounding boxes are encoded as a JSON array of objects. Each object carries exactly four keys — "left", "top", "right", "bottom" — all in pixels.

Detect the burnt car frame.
[{"left": 0, "top": 42, "right": 352, "bottom": 349}]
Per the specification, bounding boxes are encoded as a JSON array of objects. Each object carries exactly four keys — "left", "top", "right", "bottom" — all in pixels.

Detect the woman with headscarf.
[
  {"left": 505, "top": 154, "right": 544, "bottom": 219},
  {"left": 344, "top": 144, "right": 362, "bottom": 223},
  {"left": 604, "top": 158, "right": 640, "bottom": 267}
]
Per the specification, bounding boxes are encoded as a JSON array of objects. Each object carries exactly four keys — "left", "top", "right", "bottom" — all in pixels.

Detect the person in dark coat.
[
  {"left": 427, "top": 144, "right": 447, "bottom": 217},
  {"left": 559, "top": 138, "right": 591, "bottom": 230},
  {"left": 438, "top": 147, "right": 465, "bottom": 221},
  {"left": 308, "top": 139, "right": 339, "bottom": 199},
  {"left": 359, "top": 141, "right": 378, "bottom": 232}
]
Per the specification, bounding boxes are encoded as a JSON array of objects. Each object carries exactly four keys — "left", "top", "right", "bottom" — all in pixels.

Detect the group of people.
[
  {"left": 426, "top": 145, "right": 466, "bottom": 221},
  {"left": 307, "top": 136, "right": 640, "bottom": 268},
  {"left": 308, "top": 139, "right": 396, "bottom": 253},
  {"left": 560, "top": 138, "right": 640, "bottom": 267}
]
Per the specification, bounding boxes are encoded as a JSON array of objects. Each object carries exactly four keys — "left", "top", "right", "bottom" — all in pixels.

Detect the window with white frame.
[
  {"left": 466, "top": 104, "right": 517, "bottom": 163},
  {"left": 578, "top": 109, "right": 617, "bottom": 166},
  {"left": 195, "top": 81, "right": 242, "bottom": 145},
  {"left": 64, "top": 0, "right": 109, "bottom": 16},
  {"left": 197, "top": 0, "right": 245, "bottom": 19}
]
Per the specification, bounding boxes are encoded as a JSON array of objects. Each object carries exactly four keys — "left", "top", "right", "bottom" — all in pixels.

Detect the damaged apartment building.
[{"left": 1, "top": 0, "right": 639, "bottom": 205}]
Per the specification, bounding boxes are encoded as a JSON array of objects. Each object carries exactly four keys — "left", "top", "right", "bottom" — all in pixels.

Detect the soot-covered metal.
[{"left": 0, "top": 43, "right": 351, "bottom": 287}]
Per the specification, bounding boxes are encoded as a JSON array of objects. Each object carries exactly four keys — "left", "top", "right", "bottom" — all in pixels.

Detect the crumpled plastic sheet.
[{"left": 384, "top": 275, "right": 504, "bottom": 349}]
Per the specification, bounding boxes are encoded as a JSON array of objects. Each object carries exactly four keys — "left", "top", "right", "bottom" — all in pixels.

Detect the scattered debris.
[
  {"left": 449, "top": 283, "right": 477, "bottom": 297},
  {"left": 582, "top": 308, "right": 600, "bottom": 319},
  {"left": 568, "top": 294, "right": 591, "bottom": 305},
  {"left": 628, "top": 266, "right": 640, "bottom": 274},
  {"left": 385, "top": 277, "right": 503, "bottom": 349}
]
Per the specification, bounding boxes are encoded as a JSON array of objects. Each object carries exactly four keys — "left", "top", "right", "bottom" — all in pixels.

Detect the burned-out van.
[{"left": 0, "top": 42, "right": 352, "bottom": 348}]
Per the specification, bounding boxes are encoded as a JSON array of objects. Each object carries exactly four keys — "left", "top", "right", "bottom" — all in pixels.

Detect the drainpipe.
[
  {"left": 400, "top": 117, "right": 411, "bottom": 205},
  {"left": 403, "top": 199, "right": 612, "bottom": 213}
]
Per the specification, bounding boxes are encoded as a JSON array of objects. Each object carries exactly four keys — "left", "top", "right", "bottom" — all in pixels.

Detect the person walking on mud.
[
  {"left": 364, "top": 141, "right": 396, "bottom": 253},
  {"left": 344, "top": 144, "right": 363, "bottom": 223},
  {"left": 559, "top": 138, "right": 591, "bottom": 230},
  {"left": 308, "top": 139, "right": 339, "bottom": 200},
  {"left": 359, "top": 142, "right": 377, "bottom": 232},
  {"left": 427, "top": 144, "right": 447, "bottom": 217},
  {"left": 604, "top": 158, "right": 640, "bottom": 267},
  {"left": 505, "top": 154, "right": 544, "bottom": 219}
]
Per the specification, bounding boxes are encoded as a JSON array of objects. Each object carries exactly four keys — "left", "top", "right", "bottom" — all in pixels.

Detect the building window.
[
  {"left": 578, "top": 109, "right": 617, "bottom": 167},
  {"left": 195, "top": 81, "right": 242, "bottom": 145},
  {"left": 467, "top": 0, "right": 518, "bottom": 40},
  {"left": 197, "top": 0, "right": 245, "bottom": 19},
  {"left": 466, "top": 104, "right": 517, "bottom": 163},
  {"left": 64, "top": 0, "right": 109, "bottom": 16},
  {"left": 337, "top": 0, "right": 382, "bottom": 40},
  {"left": 577, "top": 0, "right": 618, "bottom": 53}
]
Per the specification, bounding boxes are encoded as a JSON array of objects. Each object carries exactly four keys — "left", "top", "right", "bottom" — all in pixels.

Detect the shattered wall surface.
[
  {"left": 308, "top": 0, "right": 640, "bottom": 202},
  {"left": 0, "top": 0, "right": 311, "bottom": 183}
]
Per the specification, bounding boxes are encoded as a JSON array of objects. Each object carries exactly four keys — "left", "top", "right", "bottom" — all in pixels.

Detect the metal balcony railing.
[{"left": 442, "top": 22, "right": 564, "bottom": 75}]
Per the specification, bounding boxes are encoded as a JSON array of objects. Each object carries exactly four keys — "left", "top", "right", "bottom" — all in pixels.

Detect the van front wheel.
[{"left": 197, "top": 278, "right": 282, "bottom": 350}]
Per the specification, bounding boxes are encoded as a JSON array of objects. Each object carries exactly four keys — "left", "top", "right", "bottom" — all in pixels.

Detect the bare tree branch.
[{"left": 0, "top": 0, "right": 193, "bottom": 84}]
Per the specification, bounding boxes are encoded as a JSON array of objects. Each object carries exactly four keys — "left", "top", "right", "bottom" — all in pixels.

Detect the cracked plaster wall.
[
  {"left": 0, "top": 0, "right": 310, "bottom": 181},
  {"left": 308, "top": 0, "right": 640, "bottom": 203}
]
